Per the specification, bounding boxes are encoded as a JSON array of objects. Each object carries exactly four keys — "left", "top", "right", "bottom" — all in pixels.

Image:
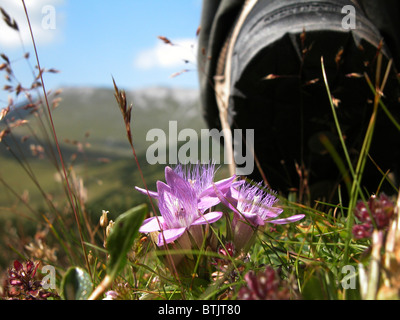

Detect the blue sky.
[{"left": 1, "top": 0, "right": 202, "bottom": 103}]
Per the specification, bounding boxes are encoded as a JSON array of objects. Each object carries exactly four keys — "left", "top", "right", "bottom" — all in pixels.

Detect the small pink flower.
[
  {"left": 5, "top": 260, "right": 59, "bottom": 300},
  {"left": 135, "top": 162, "right": 237, "bottom": 213},
  {"left": 352, "top": 193, "right": 394, "bottom": 239},
  {"left": 218, "top": 181, "right": 304, "bottom": 251},
  {"left": 228, "top": 181, "right": 304, "bottom": 226},
  {"left": 238, "top": 266, "right": 291, "bottom": 300},
  {"left": 139, "top": 167, "right": 224, "bottom": 246}
]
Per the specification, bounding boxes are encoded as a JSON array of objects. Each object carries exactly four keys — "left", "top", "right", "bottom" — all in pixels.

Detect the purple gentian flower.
[
  {"left": 219, "top": 181, "right": 305, "bottom": 251},
  {"left": 139, "top": 167, "right": 223, "bottom": 246},
  {"left": 226, "top": 181, "right": 304, "bottom": 226},
  {"left": 135, "top": 162, "right": 236, "bottom": 213}
]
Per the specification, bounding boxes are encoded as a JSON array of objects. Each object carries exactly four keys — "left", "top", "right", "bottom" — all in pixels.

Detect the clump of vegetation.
[{"left": 2, "top": 260, "right": 60, "bottom": 300}]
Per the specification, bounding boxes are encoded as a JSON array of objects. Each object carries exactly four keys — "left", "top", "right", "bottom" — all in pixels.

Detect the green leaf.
[
  {"left": 301, "top": 267, "right": 339, "bottom": 300},
  {"left": 106, "top": 204, "right": 147, "bottom": 279},
  {"left": 61, "top": 267, "right": 93, "bottom": 300},
  {"left": 301, "top": 273, "right": 327, "bottom": 300}
]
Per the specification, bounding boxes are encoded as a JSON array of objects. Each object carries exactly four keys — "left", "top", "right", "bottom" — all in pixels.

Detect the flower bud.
[
  {"left": 106, "top": 220, "right": 114, "bottom": 238},
  {"left": 100, "top": 210, "right": 109, "bottom": 228},
  {"left": 88, "top": 250, "right": 94, "bottom": 264}
]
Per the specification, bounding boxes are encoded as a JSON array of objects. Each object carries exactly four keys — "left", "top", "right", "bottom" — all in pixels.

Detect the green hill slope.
[{"left": 0, "top": 86, "right": 229, "bottom": 217}]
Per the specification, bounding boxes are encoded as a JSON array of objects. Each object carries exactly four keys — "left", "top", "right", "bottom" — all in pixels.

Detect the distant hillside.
[
  {"left": 1, "top": 86, "right": 209, "bottom": 158},
  {"left": 0, "top": 86, "right": 229, "bottom": 215},
  {"left": 52, "top": 86, "right": 207, "bottom": 157}
]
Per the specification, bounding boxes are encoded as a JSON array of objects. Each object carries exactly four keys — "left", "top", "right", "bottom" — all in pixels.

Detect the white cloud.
[
  {"left": 0, "top": 0, "right": 65, "bottom": 48},
  {"left": 134, "top": 38, "right": 198, "bottom": 70}
]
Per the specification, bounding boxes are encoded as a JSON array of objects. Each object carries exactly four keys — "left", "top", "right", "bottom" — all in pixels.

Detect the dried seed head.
[
  {"left": 0, "top": 128, "right": 10, "bottom": 142},
  {"left": 170, "top": 69, "right": 189, "bottom": 78},
  {"left": 158, "top": 35, "right": 173, "bottom": 45},
  {"left": 0, "top": 106, "right": 10, "bottom": 120},
  {"left": 0, "top": 53, "right": 10, "bottom": 64},
  {"left": 335, "top": 47, "right": 344, "bottom": 67},
  {"left": 112, "top": 77, "right": 133, "bottom": 146},
  {"left": 0, "top": 7, "right": 19, "bottom": 31}
]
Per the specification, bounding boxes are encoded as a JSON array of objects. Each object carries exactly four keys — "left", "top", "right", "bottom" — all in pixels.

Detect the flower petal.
[
  {"left": 192, "top": 211, "right": 223, "bottom": 225},
  {"left": 157, "top": 227, "right": 187, "bottom": 246},
  {"left": 212, "top": 180, "right": 244, "bottom": 214},
  {"left": 237, "top": 211, "right": 265, "bottom": 226},
  {"left": 258, "top": 207, "right": 284, "bottom": 220},
  {"left": 156, "top": 181, "right": 177, "bottom": 227},
  {"left": 200, "top": 175, "right": 237, "bottom": 199},
  {"left": 134, "top": 186, "right": 158, "bottom": 198},
  {"left": 266, "top": 214, "right": 305, "bottom": 225},
  {"left": 197, "top": 196, "right": 221, "bottom": 213},
  {"left": 165, "top": 166, "right": 188, "bottom": 189},
  {"left": 14, "top": 260, "right": 23, "bottom": 271},
  {"left": 225, "top": 180, "right": 246, "bottom": 204},
  {"left": 139, "top": 216, "right": 165, "bottom": 233},
  {"left": 164, "top": 167, "right": 197, "bottom": 202},
  {"left": 157, "top": 179, "right": 198, "bottom": 228},
  {"left": 198, "top": 177, "right": 239, "bottom": 212}
]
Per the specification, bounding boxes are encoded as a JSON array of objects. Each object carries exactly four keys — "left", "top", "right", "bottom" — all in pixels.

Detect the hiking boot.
[{"left": 198, "top": 0, "right": 400, "bottom": 201}]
